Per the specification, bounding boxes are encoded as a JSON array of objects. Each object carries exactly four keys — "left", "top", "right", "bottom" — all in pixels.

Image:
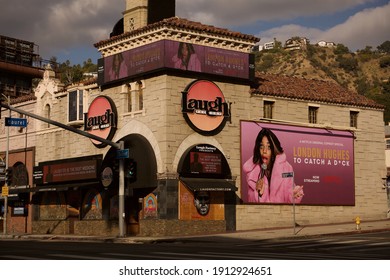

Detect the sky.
[{"left": 0, "top": 0, "right": 389, "bottom": 65}]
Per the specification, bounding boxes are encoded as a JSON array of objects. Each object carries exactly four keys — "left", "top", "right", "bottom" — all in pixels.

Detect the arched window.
[
  {"left": 44, "top": 104, "right": 51, "bottom": 128},
  {"left": 137, "top": 80, "right": 144, "bottom": 111}
]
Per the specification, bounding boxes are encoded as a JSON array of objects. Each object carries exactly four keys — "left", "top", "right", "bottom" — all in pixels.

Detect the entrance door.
[{"left": 126, "top": 196, "right": 140, "bottom": 235}]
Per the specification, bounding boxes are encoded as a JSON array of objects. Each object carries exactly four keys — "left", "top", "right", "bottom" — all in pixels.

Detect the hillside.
[{"left": 254, "top": 43, "right": 390, "bottom": 123}]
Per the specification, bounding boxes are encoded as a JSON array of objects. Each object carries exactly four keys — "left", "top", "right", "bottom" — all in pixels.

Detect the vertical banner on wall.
[{"left": 240, "top": 121, "right": 355, "bottom": 205}]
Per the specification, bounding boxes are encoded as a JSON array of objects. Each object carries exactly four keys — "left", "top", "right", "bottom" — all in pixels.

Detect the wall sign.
[
  {"left": 101, "top": 167, "right": 113, "bottom": 188},
  {"left": 84, "top": 96, "right": 117, "bottom": 148},
  {"left": 182, "top": 80, "right": 230, "bottom": 135},
  {"left": 35, "top": 155, "right": 102, "bottom": 185},
  {"left": 179, "top": 144, "right": 231, "bottom": 179}
]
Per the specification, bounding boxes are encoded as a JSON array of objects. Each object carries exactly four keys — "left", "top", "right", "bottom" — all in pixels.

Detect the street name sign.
[
  {"left": 5, "top": 117, "right": 27, "bottom": 127},
  {"left": 116, "top": 149, "right": 129, "bottom": 159}
]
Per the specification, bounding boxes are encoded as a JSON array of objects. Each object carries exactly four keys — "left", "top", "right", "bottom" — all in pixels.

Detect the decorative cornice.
[{"left": 95, "top": 17, "right": 260, "bottom": 57}]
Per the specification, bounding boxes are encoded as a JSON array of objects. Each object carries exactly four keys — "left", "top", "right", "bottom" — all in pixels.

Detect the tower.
[{"left": 123, "top": 0, "right": 175, "bottom": 32}]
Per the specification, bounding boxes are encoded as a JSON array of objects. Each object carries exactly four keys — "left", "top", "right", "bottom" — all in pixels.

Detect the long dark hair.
[
  {"left": 177, "top": 42, "right": 195, "bottom": 69},
  {"left": 252, "top": 128, "right": 284, "bottom": 182}
]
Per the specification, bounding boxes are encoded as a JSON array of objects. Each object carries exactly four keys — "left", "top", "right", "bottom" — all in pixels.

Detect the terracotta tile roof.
[
  {"left": 94, "top": 17, "right": 260, "bottom": 47},
  {"left": 251, "top": 72, "right": 384, "bottom": 109},
  {"left": 10, "top": 94, "right": 37, "bottom": 105}
]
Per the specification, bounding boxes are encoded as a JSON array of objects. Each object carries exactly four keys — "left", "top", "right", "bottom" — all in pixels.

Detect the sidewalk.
[{"left": 1, "top": 219, "right": 390, "bottom": 243}]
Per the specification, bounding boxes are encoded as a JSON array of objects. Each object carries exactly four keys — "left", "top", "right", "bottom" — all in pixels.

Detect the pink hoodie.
[{"left": 243, "top": 153, "right": 303, "bottom": 204}]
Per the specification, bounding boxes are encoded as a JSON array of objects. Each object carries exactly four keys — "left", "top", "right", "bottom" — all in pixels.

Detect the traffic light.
[
  {"left": 0, "top": 161, "right": 5, "bottom": 186},
  {"left": 5, "top": 167, "right": 13, "bottom": 186},
  {"left": 126, "top": 159, "right": 137, "bottom": 182}
]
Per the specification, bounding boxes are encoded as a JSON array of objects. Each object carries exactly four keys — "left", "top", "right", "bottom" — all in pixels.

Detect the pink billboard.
[{"left": 240, "top": 121, "right": 355, "bottom": 205}]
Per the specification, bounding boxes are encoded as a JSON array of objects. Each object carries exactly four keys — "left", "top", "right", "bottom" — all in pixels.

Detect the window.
[
  {"left": 68, "top": 90, "right": 84, "bottom": 122},
  {"left": 127, "top": 81, "right": 144, "bottom": 113},
  {"left": 44, "top": 104, "right": 50, "bottom": 128},
  {"left": 263, "top": 101, "right": 274, "bottom": 119},
  {"left": 138, "top": 81, "right": 144, "bottom": 111},
  {"left": 386, "top": 139, "right": 390, "bottom": 150},
  {"left": 308, "top": 106, "right": 318, "bottom": 124},
  {"left": 350, "top": 111, "right": 358, "bottom": 128},
  {"left": 127, "top": 85, "right": 132, "bottom": 112}
]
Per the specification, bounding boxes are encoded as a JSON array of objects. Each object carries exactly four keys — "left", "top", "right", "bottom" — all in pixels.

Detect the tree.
[
  {"left": 336, "top": 55, "right": 358, "bottom": 72},
  {"left": 359, "top": 46, "right": 373, "bottom": 54},
  {"left": 82, "top": 58, "right": 98, "bottom": 73},
  {"left": 55, "top": 59, "right": 97, "bottom": 85},
  {"left": 377, "top": 41, "right": 390, "bottom": 54},
  {"left": 379, "top": 56, "right": 390, "bottom": 68},
  {"left": 273, "top": 38, "right": 283, "bottom": 49},
  {"left": 334, "top": 44, "right": 350, "bottom": 55}
]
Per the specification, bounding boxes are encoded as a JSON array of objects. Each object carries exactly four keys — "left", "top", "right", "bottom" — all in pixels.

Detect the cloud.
[
  {"left": 176, "top": 0, "right": 376, "bottom": 26},
  {"left": 319, "top": 3, "right": 390, "bottom": 50},
  {"left": 0, "top": 0, "right": 387, "bottom": 64},
  {"left": 256, "top": 2, "right": 390, "bottom": 50},
  {"left": 0, "top": 0, "right": 123, "bottom": 60}
]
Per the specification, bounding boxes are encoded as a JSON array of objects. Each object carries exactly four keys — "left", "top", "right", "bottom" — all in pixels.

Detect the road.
[{"left": 0, "top": 231, "right": 389, "bottom": 260}]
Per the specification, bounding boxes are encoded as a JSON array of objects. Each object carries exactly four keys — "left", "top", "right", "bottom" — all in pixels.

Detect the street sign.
[
  {"left": 2, "top": 186, "right": 9, "bottom": 196},
  {"left": 116, "top": 149, "right": 129, "bottom": 159},
  {"left": 5, "top": 117, "right": 27, "bottom": 127}
]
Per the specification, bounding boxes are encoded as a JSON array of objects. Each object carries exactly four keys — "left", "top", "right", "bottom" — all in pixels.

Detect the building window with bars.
[
  {"left": 263, "top": 100, "right": 274, "bottom": 119},
  {"left": 350, "top": 111, "right": 358, "bottom": 128},
  {"left": 308, "top": 106, "right": 318, "bottom": 124}
]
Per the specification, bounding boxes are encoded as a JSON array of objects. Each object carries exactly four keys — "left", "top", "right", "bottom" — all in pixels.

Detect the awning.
[
  {"left": 9, "top": 181, "right": 99, "bottom": 193},
  {"left": 180, "top": 177, "right": 237, "bottom": 192},
  {"left": 0, "top": 194, "right": 19, "bottom": 201}
]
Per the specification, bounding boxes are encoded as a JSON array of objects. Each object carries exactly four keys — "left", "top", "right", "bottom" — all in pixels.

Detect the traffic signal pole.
[
  {"left": 1, "top": 102, "right": 127, "bottom": 237},
  {"left": 2, "top": 95, "right": 10, "bottom": 235}
]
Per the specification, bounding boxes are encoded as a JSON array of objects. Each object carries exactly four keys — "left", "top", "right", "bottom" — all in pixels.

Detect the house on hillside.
[
  {"left": 317, "top": 40, "right": 336, "bottom": 48},
  {"left": 285, "top": 37, "right": 309, "bottom": 51},
  {"left": 252, "top": 41, "right": 274, "bottom": 52}
]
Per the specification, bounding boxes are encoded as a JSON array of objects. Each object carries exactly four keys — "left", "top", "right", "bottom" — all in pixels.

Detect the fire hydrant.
[{"left": 355, "top": 216, "right": 361, "bottom": 230}]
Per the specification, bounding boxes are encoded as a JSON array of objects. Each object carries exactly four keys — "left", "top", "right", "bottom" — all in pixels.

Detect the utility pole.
[
  {"left": 1, "top": 102, "right": 127, "bottom": 237},
  {"left": 1, "top": 94, "right": 10, "bottom": 235}
]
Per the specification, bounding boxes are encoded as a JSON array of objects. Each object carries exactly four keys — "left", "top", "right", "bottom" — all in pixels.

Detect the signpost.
[
  {"left": 5, "top": 117, "right": 27, "bottom": 127},
  {"left": 283, "top": 172, "right": 297, "bottom": 235}
]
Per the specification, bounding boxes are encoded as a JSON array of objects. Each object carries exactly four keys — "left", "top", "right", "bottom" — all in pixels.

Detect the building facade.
[
  {"left": 0, "top": 35, "right": 43, "bottom": 234},
  {"left": 2, "top": 1, "right": 388, "bottom": 236}
]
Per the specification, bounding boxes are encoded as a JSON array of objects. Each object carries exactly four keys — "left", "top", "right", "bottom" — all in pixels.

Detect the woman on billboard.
[
  {"left": 172, "top": 42, "right": 201, "bottom": 72},
  {"left": 243, "top": 128, "right": 304, "bottom": 203}
]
